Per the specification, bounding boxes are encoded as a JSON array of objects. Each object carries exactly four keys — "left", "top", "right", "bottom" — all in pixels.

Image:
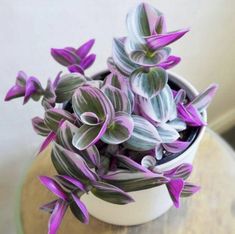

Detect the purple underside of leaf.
[
  {"left": 76, "top": 39, "right": 95, "bottom": 58},
  {"left": 4, "top": 85, "right": 25, "bottom": 101},
  {"left": 163, "top": 140, "right": 191, "bottom": 153},
  {"left": 24, "top": 77, "right": 41, "bottom": 104},
  {"left": 80, "top": 54, "right": 96, "bottom": 69},
  {"left": 166, "top": 178, "right": 184, "bottom": 208},
  {"left": 177, "top": 103, "right": 206, "bottom": 126},
  {"left": 38, "top": 131, "right": 56, "bottom": 154},
  {"left": 53, "top": 71, "right": 63, "bottom": 89},
  {"left": 158, "top": 55, "right": 181, "bottom": 69},
  {"left": 68, "top": 64, "right": 84, "bottom": 74},
  {"left": 58, "top": 175, "right": 86, "bottom": 191},
  {"left": 39, "top": 176, "right": 68, "bottom": 200},
  {"left": 48, "top": 199, "right": 68, "bottom": 234},
  {"left": 71, "top": 193, "right": 89, "bottom": 224},
  {"left": 146, "top": 29, "right": 189, "bottom": 50},
  {"left": 51, "top": 48, "right": 79, "bottom": 66}
]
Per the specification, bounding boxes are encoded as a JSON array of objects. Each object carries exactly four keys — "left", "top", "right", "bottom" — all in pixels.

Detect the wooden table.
[{"left": 17, "top": 130, "right": 235, "bottom": 234}]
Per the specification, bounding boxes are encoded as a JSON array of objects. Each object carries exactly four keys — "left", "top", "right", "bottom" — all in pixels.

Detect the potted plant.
[{"left": 5, "top": 2, "right": 218, "bottom": 234}]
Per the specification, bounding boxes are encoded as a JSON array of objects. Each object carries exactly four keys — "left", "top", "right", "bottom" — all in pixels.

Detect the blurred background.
[{"left": 0, "top": 0, "right": 234, "bottom": 233}]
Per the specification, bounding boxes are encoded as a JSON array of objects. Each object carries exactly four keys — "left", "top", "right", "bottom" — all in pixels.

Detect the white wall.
[{"left": 0, "top": 0, "right": 234, "bottom": 232}]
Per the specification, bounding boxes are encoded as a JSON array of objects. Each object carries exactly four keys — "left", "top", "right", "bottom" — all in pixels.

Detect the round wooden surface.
[{"left": 18, "top": 130, "right": 235, "bottom": 234}]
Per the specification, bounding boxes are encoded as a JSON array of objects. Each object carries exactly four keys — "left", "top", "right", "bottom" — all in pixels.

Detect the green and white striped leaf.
[
  {"left": 126, "top": 3, "right": 164, "bottom": 44},
  {"left": 101, "top": 112, "right": 134, "bottom": 144},
  {"left": 51, "top": 142, "right": 97, "bottom": 183},
  {"left": 157, "top": 123, "right": 180, "bottom": 143},
  {"left": 91, "top": 181, "right": 134, "bottom": 205},
  {"left": 130, "top": 67, "right": 168, "bottom": 99},
  {"left": 72, "top": 86, "right": 114, "bottom": 122},
  {"left": 55, "top": 73, "right": 86, "bottom": 103},
  {"left": 72, "top": 121, "right": 108, "bottom": 150},
  {"left": 44, "top": 108, "right": 76, "bottom": 132},
  {"left": 138, "top": 84, "right": 176, "bottom": 122},
  {"left": 125, "top": 38, "right": 171, "bottom": 66},
  {"left": 112, "top": 38, "right": 139, "bottom": 76},
  {"left": 102, "top": 85, "right": 131, "bottom": 114},
  {"left": 102, "top": 170, "right": 169, "bottom": 192},
  {"left": 32, "top": 116, "right": 51, "bottom": 136},
  {"left": 124, "top": 115, "right": 160, "bottom": 151}
]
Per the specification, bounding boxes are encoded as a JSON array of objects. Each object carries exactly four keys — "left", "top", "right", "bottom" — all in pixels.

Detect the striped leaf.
[
  {"left": 167, "top": 118, "right": 187, "bottom": 132},
  {"left": 124, "top": 115, "right": 161, "bottom": 151},
  {"left": 32, "top": 117, "right": 51, "bottom": 136},
  {"left": 44, "top": 108, "right": 76, "bottom": 132},
  {"left": 138, "top": 84, "right": 176, "bottom": 122},
  {"left": 91, "top": 181, "right": 134, "bottom": 205},
  {"left": 125, "top": 38, "right": 171, "bottom": 67},
  {"left": 163, "top": 140, "right": 190, "bottom": 153},
  {"left": 72, "top": 120, "right": 108, "bottom": 150},
  {"left": 126, "top": 3, "right": 164, "bottom": 44},
  {"left": 190, "top": 84, "right": 218, "bottom": 112},
  {"left": 112, "top": 38, "right": 139, "bottom": 76},
  {"left": 51, "top": 142, "right": 97, "bottom": 183},
  {"left": 130, "top": 67, "right": 168, "bottom": 99},
  {"left": 102, "top": 170, "right": 169, "bottom": 192},
  {"left": 55, "top": 73, "right": 86, "bottom": 103},
  {"left": 72, "top": 86, "right": 114, "bottom": 122},
  {"left": 80, "top": 112, "right": 101, "bottom": 126},
  {"left": 164, "top": 163, "right": 193, "bottom": 180},
  {"left": 180, "top": 182, "right": 200, "bottom": 197},
  {"left": 101, "top": 112, "right": 134, "bottom": 144},
  {"left": 141, "top": 155, "right": 157, "bottom": 168},
  {"left": 157, "top": 123, "right": 180, "bottom": 143}
]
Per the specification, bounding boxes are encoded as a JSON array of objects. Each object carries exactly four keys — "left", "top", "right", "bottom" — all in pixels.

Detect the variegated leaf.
[
  {"left": 91, "top": 181, "right": 134, "bottom": 205},
  {"left": 141, "top": 155, "right": 157, "bottom": 168},
  {"left": 138, "top": 84, "right": 176, "bottom": 122},
  {"left": 55, "top": 73, "right": 86, "bottom": 103},
  {"left": 130, "top": 67, "right": 168, "bottom": 99},
  {"left": 32, "top": 116, "right": 51, "bottom": 136},
  {"left": 167, "top": 118, "right": 187, "bottom": 131},
  {"left": 102, "top": 170, "right": 169, "bottom": 192},
  {"left": 157, "top": 123, "right": 180, "bottom": 143},
  {"left": 101, "top": 112, "right": 134, "bottom": 144},
  {"left": 180, "top": 182, "right": 200, "bottom": 197},
  {"left": 44, "top": 108, "right": 76, "bottom": 132},
  {"left": 112, "top": 38, "right": 138, "bottom": 76},
  {"left": 190, "top": 84, "right": 218, "bottom": 112},
  {"left": 72, "top": 86, "right": 114, "bottom": 122},
  {"left": 124, "top": 115, "right": 161, "bottom": 151},
  {"left": 51, "top": 142, "right": 97, "bottom": 183},
  {"left": 102, "top": 85, "right": 131, "bottom": 114},
  {"left": 163, "top": 140, "right": 190, "bottom": 154}
]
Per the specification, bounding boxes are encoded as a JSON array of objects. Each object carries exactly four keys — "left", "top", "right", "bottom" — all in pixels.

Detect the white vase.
[{"left": 81, "top": 71, "right": 207, "bottom": 226}]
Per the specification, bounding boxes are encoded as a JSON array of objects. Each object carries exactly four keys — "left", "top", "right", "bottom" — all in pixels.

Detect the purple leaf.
[
  {"left": 39, "top": 176, "right": 68, "bottom": 200},
  {"left": 80, "top": 54, "right": 96, "bottom": 69},
  {"left": 53, "top": 71, "right": 63, "bottom": 89},
  {"left": 48, "top": 199, "right": 68, "bottom": 234},
  {"left": 146, "top": 29, "right": 189, "bottom": 50},
  {"left": 163, "top": 140, "right": 191, "bottom": 153},
  {"left": 164, "top": 163, "right": 193, "bottom": 180},
  {"left": 158, "top": 55, "right": 181, "bottom": 69},
  {"left": 68, "top": 64, "right": 84, "bottom": 74},
  {"left": 24, "top": 76, "right": 42, "bottom": 104},
  {"left": 32, "top": 117, "right": 51, "bottom": 136},
  {"left": 38, "top": 131, "right": 56, "bottom": 153},
  {"left": 166, "top": 178, "right": 184, "bottom": 208},
  {"left": 4, "top": 84, "right": 25, "bottom": 101},
  {"left": 76, "top": 39, "right": 95, "bottom": 58},
  {"left": 40, "top": 199, "right": 58, "bottom": 213},
  {"left": 71, "top": 193, "right": 89, "bottom": 224},
  {"left": 51, "top": 48, "right": 79, "bottom": 66},
  {"left": 177, "top": 103, "right": 206, "bottom": 127}
]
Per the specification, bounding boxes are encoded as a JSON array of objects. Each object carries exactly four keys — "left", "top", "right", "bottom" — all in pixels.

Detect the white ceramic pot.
[{"left": 81, "top": 71, "right": 207, "bottom": 226}]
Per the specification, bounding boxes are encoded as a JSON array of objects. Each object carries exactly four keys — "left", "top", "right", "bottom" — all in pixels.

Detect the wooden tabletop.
[{"left": 18, "top": 130, "right": 235, "bottom": 234}]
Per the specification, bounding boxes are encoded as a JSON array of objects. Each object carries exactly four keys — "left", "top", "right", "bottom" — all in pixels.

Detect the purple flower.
[
  {"left": 5, "top": 71, "right": 43, "bottom": 104},
  {"left": 51, "top": 39, "right": 96, "bottom": 75}
]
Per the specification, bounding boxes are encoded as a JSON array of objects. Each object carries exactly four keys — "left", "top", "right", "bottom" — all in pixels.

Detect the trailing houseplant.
[{"left": 5, "top": 2, "right": 218, "bottom": 234}]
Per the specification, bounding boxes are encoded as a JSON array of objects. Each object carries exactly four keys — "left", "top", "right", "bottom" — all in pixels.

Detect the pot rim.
[{"left": 91, "top": 69, "right": 207, "bottom": 170}]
